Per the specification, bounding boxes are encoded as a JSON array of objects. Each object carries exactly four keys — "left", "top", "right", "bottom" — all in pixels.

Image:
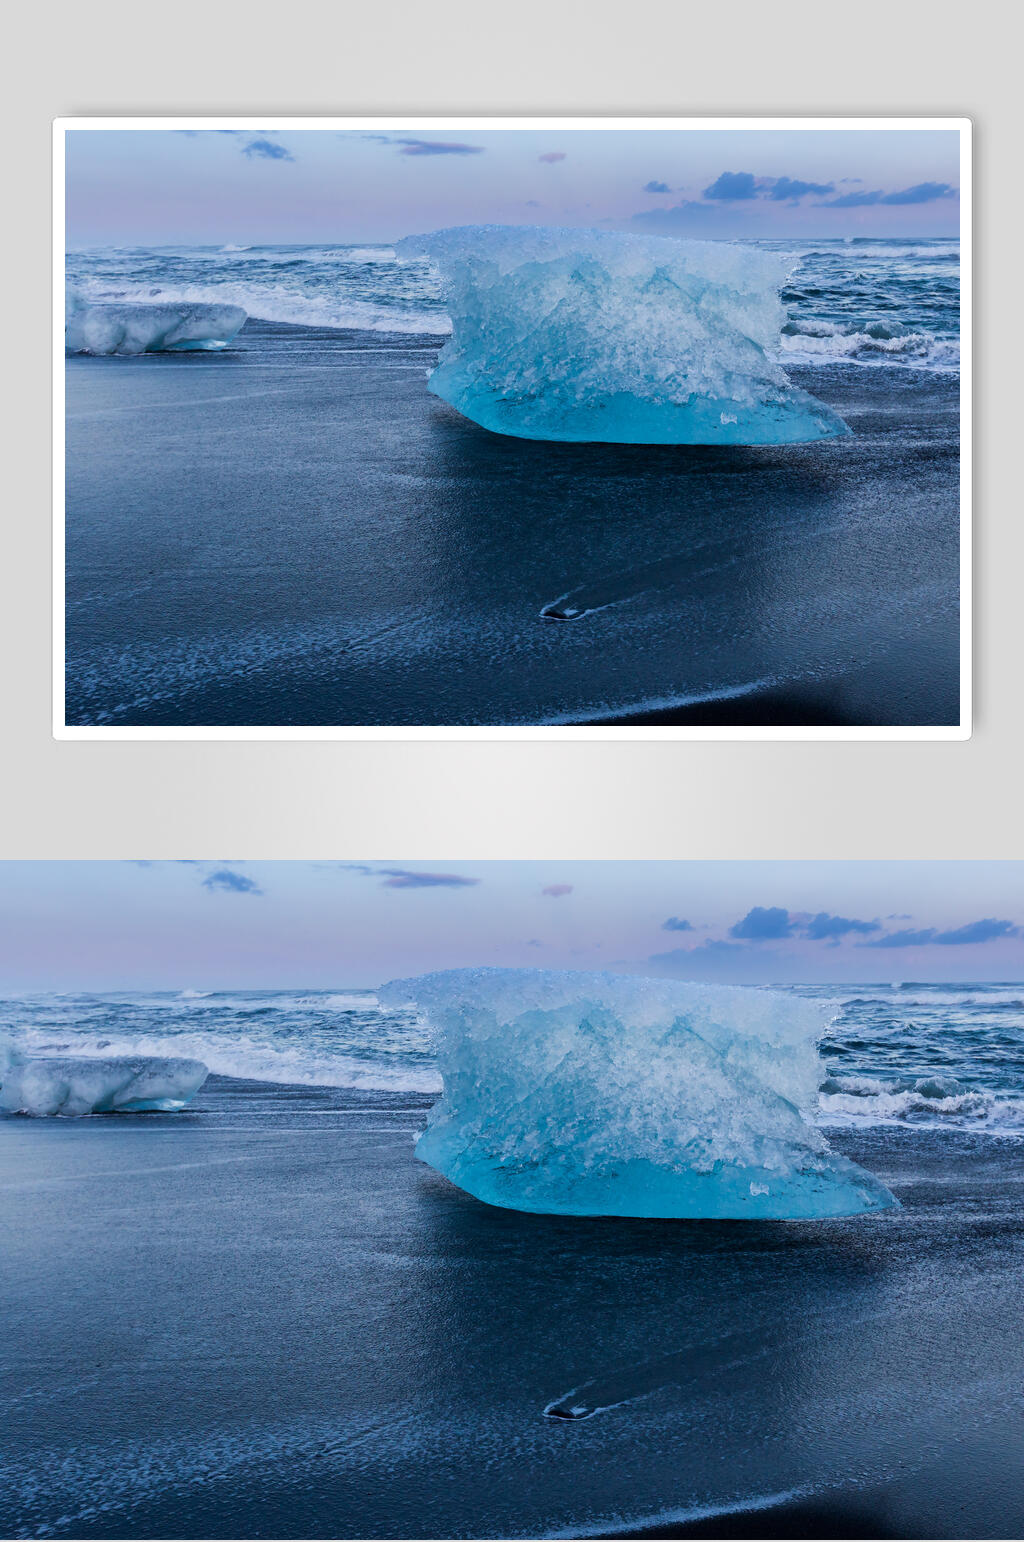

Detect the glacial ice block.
[
  {"left": 65, "top": 288, "right": 246, "bottom": 356},
  {"left": 395, "top": 227, "right": 850, "bottom": 445},
  {"left": 0, "top": 1041, "right": 208, "bottom": 1116},
  {"left": 379, "top": 968, "right": 896, "bottom": 1219}
]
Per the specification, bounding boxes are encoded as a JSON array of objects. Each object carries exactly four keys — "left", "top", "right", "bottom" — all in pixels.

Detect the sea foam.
[
  {"left": 379, "top": 968, "right": 897, "bottom": 1219},
  {"left": 395, "top": 226, "right": 851, "bottom": 444},
  {"left": 779, "top": 319, "right": 959, "bottom": 370}
]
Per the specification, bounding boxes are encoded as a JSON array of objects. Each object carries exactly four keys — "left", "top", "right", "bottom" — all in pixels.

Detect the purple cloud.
[
  {"left": 703, "top": 171, "right": 759, "bottom": 201},
  {"left": 365, "top": 135, "right": 483, "bottom": 157},
  {"left": 933, "top": 918, "right": 1018, "bottom": 945},
  {"left": 859, "top": 918, "right": 1017, "bottom": 948},
  {"left": 803, "top": 912, "right": 881, "bottom": 941},
  {"left": 378, "top": 870, "right": 479, "bottom": 888},
  {"left": 729, "top": 906, "right": 794, "bottom": 940},
  {"left": 819, "top": 181, "right": 957, "bottom": 208},
  {"left": 397, "top": 138, "right": 483, "bottom": 157},
  {"left": 241, "top": 138, "right": 294, "bottom": 162},
  {"left": 542, "top": 884, "right": 574, "bottom": 899},
  {"left": 859, "top": 928, "right": 939, "bottom": 948},
  {"left": 646, "top": 939, "right": 781, "bottom": 981},
  {"left": 766, "top": 175, "right": 834, "bottom": 200},
  {"left": 341, "top": 864, "right": 479, "bottom": 889},
  {"left": 703, "top": 171, "right": 833, "bottom": 202},
  {"left": 654, "top": 940, "right": 749, "bottom": 963},
  {"left": 201, "top": 868, "right": 263, "bottom": 896}
]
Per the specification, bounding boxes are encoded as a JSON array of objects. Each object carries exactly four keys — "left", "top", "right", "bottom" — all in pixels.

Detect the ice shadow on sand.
[{"left": 384, "top": 1162, "right": 913, "bottom": 1536}]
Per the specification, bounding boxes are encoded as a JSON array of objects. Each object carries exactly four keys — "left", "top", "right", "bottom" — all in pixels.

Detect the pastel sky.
[
  {"left": 0, "top": 862, "right": 1018, "bottom": 991},
  {"left": 64, "top": 127, "right": 963, "bottom": 247}
]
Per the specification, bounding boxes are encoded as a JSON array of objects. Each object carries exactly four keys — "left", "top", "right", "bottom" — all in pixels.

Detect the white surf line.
[
  {"left": 65, "top": 384, "right": 312, "bottom": 417},
  {"left": 537, "top": 678, "right": 776, "bottom": 727},
  {"left": 545, "top": 1487, "right": 810, "bottom": 1540},
  {"left": 0, "top": 1151, "right": 283, "bottom": 1189},
  {"left": 2, "top": 1408, "right": 426, "bottom": 1535}
]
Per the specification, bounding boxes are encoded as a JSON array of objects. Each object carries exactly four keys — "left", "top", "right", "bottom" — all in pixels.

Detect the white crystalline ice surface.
[
  {"left": 379, "top": 968, "right": 896, "bottom": 1219},
  {"left": 395, "top": 226, "right": 851, "bottom": 445},
  {"left": 0, "top": 1040, "right": 208, "bottom": 1116},
  {"left": 65, "top": 288, "right": 246, "bottom": 356}
]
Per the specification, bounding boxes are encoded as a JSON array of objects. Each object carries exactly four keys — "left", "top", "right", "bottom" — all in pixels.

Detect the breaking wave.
[
  {"left": 65, "top": 236, "right": 958, "bottom": 362},
  {"left": 780, "top": 319, "right": 958, "bottom": 370},
  {"left": 3, "top": 978, "right": 1015, "bottom": 1131},
  {"left": 67, "top": 274, "right": 448, "bottom": 337},
  {"left": 818, "top": 1074, "right": 1024, "bottom": 1133},
  {"left": 65, "top": 245, "right": 448, "bottom": 337},
  {"left": 0, "top": 990, "right": 441, "bottom": 1095}
]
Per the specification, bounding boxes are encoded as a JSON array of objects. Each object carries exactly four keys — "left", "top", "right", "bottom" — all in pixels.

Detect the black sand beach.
[
  {"left": 64, "top": 321, "right": 960, "bottom": 728},
  {"left": 3, "top": 1076, "right": 1021, "bottom": 1540}
]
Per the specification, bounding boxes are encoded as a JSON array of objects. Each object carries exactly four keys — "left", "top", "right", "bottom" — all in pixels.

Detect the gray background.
[{"left": 3, "top": 0, "right": 1019, "bottom": 858}]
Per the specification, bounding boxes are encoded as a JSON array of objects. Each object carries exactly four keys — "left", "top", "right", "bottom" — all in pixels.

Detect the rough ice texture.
[
  {"left": 395, "top": 226, "right": 850, "bottom": 445},
  {"left": 0, "top": 1041, "right": 208, "bottom": 1116},
  {"left": 379, "top": 968, "right": 896, "bottom": 1219},
  {"left": 65, "top": 288, "right": 246, "bottom": 356}
]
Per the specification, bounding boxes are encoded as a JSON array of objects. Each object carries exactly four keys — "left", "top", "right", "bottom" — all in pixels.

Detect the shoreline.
[
  {"left": 65, "top": 323, "right": 960, "bottom": 729},
  {"left": 568, "top": 683, "right": 875, "bottom": 728},
  {"left": 4, "top": 1079, "right": 1022, "bottom": 1540},
  {"left": 565, "top": 648, "right": 959, "bottom": 727},
  {"left": 589, "top": 1491, "right": 904, "bottom": 1539}
]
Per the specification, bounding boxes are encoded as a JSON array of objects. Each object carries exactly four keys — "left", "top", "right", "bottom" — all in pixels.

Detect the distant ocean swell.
[
  {"left": 65, "top": 246, "right": 449, "bottom": 336},
  {"left": 65, "top": 237, "right": 960, "bottom": 370},
  {"left": 1, "top": 982, "right": 1018, "bottom": 1132},
  {"left": 1, "top": 991, "right": 441, "bottom": 1095}
]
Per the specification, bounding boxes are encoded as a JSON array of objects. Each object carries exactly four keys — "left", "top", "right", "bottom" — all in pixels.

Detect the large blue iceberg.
[
  {"left": 395, "top": 226, "right": 850, "bottom": 445},
  {"left": 0, "top": 1040, "right": 208, "bottom": 1116},
  {"left": 65, "top": 288, "right": 247, "bottom": 356},
  {"left": 379, "top": 968, "right": 896, "bottom": 1219}
]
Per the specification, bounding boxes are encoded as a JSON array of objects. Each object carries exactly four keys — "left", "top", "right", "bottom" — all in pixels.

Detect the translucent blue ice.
[
  {"left": 380, "top": 969, "right": 896, "bottom": 1219},
  {"left": 0, "top": 1040, "right": 208, "bottom": 1116},
  {"left": 395, "top": 226, "right": 851, "bottom": 445},
  {"left": 65, "top": 288, "right": 247, "bottom": 355}
]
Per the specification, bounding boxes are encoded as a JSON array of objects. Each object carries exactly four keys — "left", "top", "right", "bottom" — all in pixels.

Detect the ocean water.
[
  {"left": 65, "top": 236, "right": 960, "bottom": 370},
  {"left": 1, "top": 982, "right": 1018, "bottom": 1133}
]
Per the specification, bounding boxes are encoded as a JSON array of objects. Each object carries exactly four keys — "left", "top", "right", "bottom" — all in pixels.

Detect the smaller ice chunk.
[
  {"left": 65, "top": 288, "right": 246, "bottom": 356},
  {"left": 0, "top": 1040, "right": 208, "bottom": 1116},
  {"left": 380, "top": 968, "right": 897, "bottom": 1220}
]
